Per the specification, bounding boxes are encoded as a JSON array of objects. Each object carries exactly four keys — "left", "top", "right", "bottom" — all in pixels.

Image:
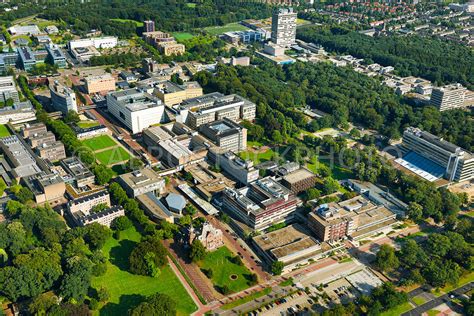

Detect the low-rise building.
[
  {"left": 307, "top": 195, "right": 397, "bottom": 242},
  {"left": 188, "top": 221, "right": 224, "bottom": 251},
  {"left": 22, "top": 122, "right": 47, "bottom": 138},
  {"left": 85, "top": 74, "right": 116, "bottom": 94},
  {"left": 61, "top": 157, "right": 95, "bottom": 188},
  {"left": 107, "top": 88, "right": 164, "bottom": 134},
  {"left": 45, "top": 44, "right": 67, "bottom": 68},
  {"left": 0, "top": 135, "right": 42, "bottom": 179},
  {"left": 141, "top": 80, "right": 202, "bottom": 106},
  {"left": 280, "top": 168, "right": 318, "bottom": 194},
  {"left": 27, "top": 131, "right": 56, "bottom": 148},
  {"left": 208, "top": 149, "right": 259, "bottom": 185},
  {"left": 253, "top": 224, "right": 324, "bottom": 272},
  {"left": 199, "top": 118, "right": 247, "bottom": 153},
  {"left": 68, "top": 190, "right": 111, "bottom": 216},
  {"left": 142, "top": 31, "right": 185, "bottom": 56},
  {"left": 0, "top": 101, "right": 36, "bottom": 124},
  {"left": 0, "top": 76, "right": 20, "bottom": 103},
  {"left": 24, "top": 173, "right": 65, "bottom": 204},
  {"left": 137, "top": 192, "right": 175, "bottom": 223},
  {"left": 118, "top": 168, "right": 165, "bottom": 198},
  {"left": 175, "top": 92, "right": 256, "bottom": 129},
  {"left": 35, "top": 141, "right": 66, "bottom": 162},
  {"left": 77, "top": 205, "right": 125, "bottom": 227},
  {"left": 222, "top": 176, "right": 298, "bottom": 230}
]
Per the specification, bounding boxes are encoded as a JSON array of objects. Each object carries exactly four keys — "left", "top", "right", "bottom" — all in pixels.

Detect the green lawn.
[
  {"left": 82, "top": 135, "right": 117, "bottom": 151},
  {"left": 465, "top": 210, "right": 474, "bottom": 217},
  {"left": 173, "top": 32, "right": 194, "bottom": 41},
  {"left": 91, "top": 227, "right": 197, "bottom": 316},
  {"left": 306, "top": 159, "right": 353, "bottom": 180},
  {"left": 110, "top": 18, "right": 144, "bottom": 27},
  {"left": 199, "top": 246, "right": 253, "bottom": 293},
  {"left": 427, "top": 310, "right": 440, "bottom": 316},
  {"left": 0, "top": 125, "right": 11, "bottom": 137},
  {"left": 95, "top": 147, "right": 131, "bottom": 166},
  {"left": 203, "top": 22, "right": 249, "bottom": 35},
  {"left": 186, "top": 2, "right": 197, "bottom": 7},
  {"left": 77, "top": 120, "right": 100, "bottom": 129},
  {"left": 296, "top": 18, "right": 311, "bottom": 25},
  {"left": 379, "top": 302, "right": 413, "bottom": 316},
  {"left": 412, "top": 296, "right": 426, "bottom": 306},
  {"left": 238, "top": 148, "right": 275, "bottom": 165}
]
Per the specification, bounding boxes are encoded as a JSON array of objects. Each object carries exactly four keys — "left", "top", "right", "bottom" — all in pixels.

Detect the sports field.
[
  {"left": 203, "top": 22, "right": 249, "bottom": 35},
  {"left": 95, "top": 147, "right": 131, "bottom": 166},
  {"left": 82, "top": 135, "right": 117, "bottom": 151},
  {"left": 77, "top": 120, "right": 100, "bottom": 129},
  {"left": 173, "top": 32, "right": 194, "bottom": 41},
  {"left": 92, "top": 227, "right": 197, "bottom": 316}
]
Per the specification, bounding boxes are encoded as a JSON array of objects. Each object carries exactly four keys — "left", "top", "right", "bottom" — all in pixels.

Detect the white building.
[
  {"left": 271, "top": 8, "right": 297, "bottom": 47},
  {"left": 107, "top": 88, "right": 164, "bottom": 134},
  {"left": 68, "top": 36, "right": 118, "bottom": 50},
  {"left": 50, "top": 81, "right": 78, "bottom": 114},
  {"left": 0, "top": 101, "right": 36, "bottom": 124},
  {"left": 0, "top": 76, "right": 19, "bottom": 103},
  {"left": 430, "top": 84, "right": 467, "bottom": 111}
]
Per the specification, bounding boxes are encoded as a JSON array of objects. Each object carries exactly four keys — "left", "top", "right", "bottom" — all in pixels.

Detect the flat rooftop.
[
  {"left": 109, "top": 88, "right": 162, "bottom": 112},
  {"left": 282, "top": 168, "right": 316, "bottom": 184},
  {"left": 119, "top": 168, "right": 163, "bottom": 189}
]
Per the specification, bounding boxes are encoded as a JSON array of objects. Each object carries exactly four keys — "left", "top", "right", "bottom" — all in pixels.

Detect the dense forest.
[
  {"left": 194, "top": 62, "right": 474, "bottom": 151},
  {"left": 38, "top": 0, "right": 273, "bottom": 37},
  {"left": 297, "top": 25, "right": 474, "bottom": 90}
]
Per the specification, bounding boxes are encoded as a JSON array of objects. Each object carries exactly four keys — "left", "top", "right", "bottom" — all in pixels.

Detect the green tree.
[
  {"left": 189, "top": 239, "right": 206, "bottom": 262},
  {"left": 111, "top": 216, "right": 133, "bottom": 231},
  {"left": 271, "top": 261, "right": 284, "bottom": 275},
  {"left": 130, "top": 293, "right": 177, "bottom": 316},
  {"left": 407, "top": 202, "right": 423, "bottom": 222},
  {"left": 129, "top": 238, "right": 167, "bottom": 276},
  {"left": 375, "top": 244, "right": 399, "bottom": 272}
]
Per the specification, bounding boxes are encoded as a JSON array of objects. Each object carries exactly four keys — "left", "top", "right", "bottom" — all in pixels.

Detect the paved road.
[{"left": 401, "top": 282, "right": 473, "bottom": 316}]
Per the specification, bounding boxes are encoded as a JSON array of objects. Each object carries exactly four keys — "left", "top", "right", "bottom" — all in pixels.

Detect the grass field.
[
  {"left": 110, "top": 18, "right": 144, "bottom": 27},
  {"left": 221, "top": 288, "right": 271, "bottom": 310},
  {"left": 199, "top": 246, "right": 253, "bottom": 293},
  {"left": 82, "top": 135, "right": 117, "bottom": 151},
  {"left": 380, "top": 302, "right": 413, "bottom": 316},
  {"left": 412, "top": 296, "right": 426, "bottom": 306},
  {"left": 296, "top": 18, "right": 311, "bottom": 25},
  {"left": 0, "top": 125, "right": 10, "bottom": 137},
  {"left": 238, "top": 148, "right": 275, "bottom": 165},
  {"left": 186, "top": 2, "right": 197, "bottom": 7},
  {"left": 306, "top": 157, "right": 353, "bottom": 180},
  {"left": 77, "top": 121, "right": 100, "bottom": 129},
  {"left": 173, "top": 32, "right": 194, "bottom": 41},
  {"left": 203, "top": 22, "right": 249, "bottom": 35},
  {"left": 91, "top": 227, "right": 197, "bottom": 316},
  {"left": 96, "top": 147, "right": 131, "bottom": 166}
]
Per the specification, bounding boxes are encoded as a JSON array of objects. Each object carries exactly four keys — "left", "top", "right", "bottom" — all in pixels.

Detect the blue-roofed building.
[
  {"left": 165, "top": 193, "right": 186, "bottom": 214},
  {"left": 45, "top": 44, "right": 67, "bottom": 68},
  {"left": 17, "top": 47, "right": 36, "bottom": 71}
]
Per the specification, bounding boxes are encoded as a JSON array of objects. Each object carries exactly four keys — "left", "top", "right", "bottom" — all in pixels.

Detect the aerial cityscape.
[{"left": 0, "top": 0, "right": 472, "bottom": 315}]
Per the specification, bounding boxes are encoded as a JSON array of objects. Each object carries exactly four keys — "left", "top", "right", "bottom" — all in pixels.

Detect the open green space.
[
  {"left": 186, "top": 2, "right": 197, "bottom": 8},
  {"left": 379, "top": 302, "right": 413, "bottom": 316},
  {"left": 437, "top": 271, "right": 474, "bottom": 295},
  {"left": 173, "top": 32, "right": 194, "bottom": 41},
  {"left": 95, "top": 147, "right": 131, "bottom": 166},
  {"left": 0, "top": 125, "right": 11, "bottom": 137},
  {"left": 412, "top": 296, "right": 426, "bottom": 306},
  {"left": 203, "top": 22, "right": 249, "bottom": 35},
  {"left": 427, "top": 310, "right": 440, "bottom": 316},
  {"left": 306, "top": 157, "right": 353, "bottom": 180},
  {"left": 465, "top": 209, "right": 474, "bottom": 217},
  {"left": 296, "top": 18, "right": 311, "bottom": 25},
  {"left": 82, "top": 135, "right": 117, "bottom": 151},
  {"left": 12, "top": 35, "right": 32, "bottom": 45},
  {"left": 91, "top": 227, "right": 197, "bottom": 316},
  {"left": 77, "top": 120, "right": 100, "bottom": 129},
  {"left": 221, "top": 287, "right": 271, "bottom": 310},
  {"left": 238, "top": 148, "right": 275, "bottom": 165},
  {"left": 110, "top": 19, "right": 144, "bottom": 27},
  {"left": 198, "top": 246, "right": 253, "bottom": 293}
]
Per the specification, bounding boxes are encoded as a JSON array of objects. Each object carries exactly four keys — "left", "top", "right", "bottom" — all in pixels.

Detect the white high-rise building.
[
  {"left": 271, "top": 7, "right": 297, "bottom": 47},
  {"left": 430, "top": 84, "right": 467, "bottom": 111},
  {"left": 107, "top": 88, "right": 164, "bottom": 134},
  {"left": 49, "top": 81, "right": 77, "bottom": 114}
]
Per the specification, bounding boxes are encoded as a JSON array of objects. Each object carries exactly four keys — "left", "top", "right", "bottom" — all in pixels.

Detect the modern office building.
[
  {"left": 0, "top": 135, "right": 42, "bottom": 179},
  {"left": 144, "top": 20, "right": 156, "bottom": 33},
  {"left": 45, "top": 44, "right": 67, "bottom": 68},
  {"left": 176, "top": 92, "right": 256, "bottom": 129},
  {"left": 430, "top": 84, "right": 467, "bottom": 111},
  {"left": 271, "top": 7, "right": 297, "bottom": 47},
  {"left": 0, "top": 76, "right": 19, "bottom": 103},
  {"left": 199, "top": 118, "right": 247, "bottom": 153},
  {"left": 49, "top": 81, "right": 78, "bottom": 114},
  {"left": 61, "top": 157, "right": 95, "bottom": 188},
  {"left": 17, "top": 47, "right": 37, "bottom": 71},
  {"left": 222, "top": 177, "right": 298, "bottom": 230},
  {"left": 222, "top": 30, "right": 264, "bottom": 44},
  {"left": 107, "top": 88, "right": 164, "bottom": 134},
  {"left": 35, "top": 141, "right": 66, "bottom": 162},
  {"left": 397, "top": 127, "right": 474, "bottom": 182},
  {"left": 137, "top": 80, "right": 202, "bottom": 106},
  {"left": 85, "top": 74, "right": 116, "bottom": 94},
  {"left": 0, "top": 101, "right": 36, "bottom": 124},
  {"left": 307, "top": 195, "right": 397, "bottom": 242},
  {"left": 118, "top": 168, "right": 165, "bottom": 198},
  {"left": 208, "top": 148, "right": 259, "bottom": 185},
  {"left": 68, "top": 36, "right": 118, "bottom": 50},
  {"left": 0, "top": 52, "right": 19, "bottom": 73},
  {"left": 22, "top": 123, "right": 47, "bottom": 138}
]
